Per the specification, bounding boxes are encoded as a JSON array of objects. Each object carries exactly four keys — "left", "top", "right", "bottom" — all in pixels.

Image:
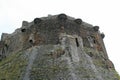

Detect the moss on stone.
[
  {"left": 76, "top": 66, "right": 95, "bottom": 78},
  {"left": 0, "top": 51, "right": 27, "bottom": 80},
  {"left": 84, "top": 47, "right": 105, "bottom": 67},
  {"left": 114, "top": 71, "right": 120, "bottom": 80}
]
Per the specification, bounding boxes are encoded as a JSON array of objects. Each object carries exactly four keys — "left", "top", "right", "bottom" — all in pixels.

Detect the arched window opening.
[
  {"left": 29, "top": 39, "right": 33, "bottom": 43},
  {"left": 21, "top": 28, "right": 26, "bottom": 32}
]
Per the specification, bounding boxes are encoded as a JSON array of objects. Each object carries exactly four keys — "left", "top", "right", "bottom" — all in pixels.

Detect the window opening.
[{"left": 75, "top": 38, "right": 79, "bottom": 47}]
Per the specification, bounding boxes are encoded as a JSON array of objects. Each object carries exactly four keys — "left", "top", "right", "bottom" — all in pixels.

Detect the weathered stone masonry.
[{"left": 0, "top": 13, "right": 114, "bottom": 69}]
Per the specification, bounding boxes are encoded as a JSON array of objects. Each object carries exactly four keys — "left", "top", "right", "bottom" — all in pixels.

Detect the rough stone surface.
[{"left": 0, "top": 14, "right": 119, "bottom": 80}]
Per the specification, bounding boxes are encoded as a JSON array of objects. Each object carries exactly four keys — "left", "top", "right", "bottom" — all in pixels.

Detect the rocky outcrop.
[{"left": 0, "top": 14, "right": 119, "bottom": 80}]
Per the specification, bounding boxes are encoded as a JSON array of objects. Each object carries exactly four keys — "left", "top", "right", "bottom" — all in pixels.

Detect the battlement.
[
  {"left": 0, "top": 13, "right": 107, "bottom": 60},
  {"left": 0, "top": 14, "right": 118, "bottom": 80}
]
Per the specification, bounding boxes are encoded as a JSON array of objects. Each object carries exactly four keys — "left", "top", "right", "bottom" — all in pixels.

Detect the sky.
[{"left": 0, "top": 0, "right": 120, "bottom": 75}]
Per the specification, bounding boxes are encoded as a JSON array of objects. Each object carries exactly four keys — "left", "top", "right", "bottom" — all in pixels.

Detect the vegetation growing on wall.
[{"left": 0, "top": 51, "right": 27, "bottom": 80}]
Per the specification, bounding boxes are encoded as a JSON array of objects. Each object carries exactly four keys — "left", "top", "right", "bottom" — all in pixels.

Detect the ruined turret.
[{"left": 0, "top": 14, "right": 119, "bottom": 80}]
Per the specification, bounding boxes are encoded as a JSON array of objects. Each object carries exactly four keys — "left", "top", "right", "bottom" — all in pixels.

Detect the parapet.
[{"left": 0, "top": 13, "right": 107, "bottom": 60}]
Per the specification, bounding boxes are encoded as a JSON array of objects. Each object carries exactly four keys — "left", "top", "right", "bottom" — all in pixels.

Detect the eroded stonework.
[{"left": 0, "top": 14, "right": 119, "bottom": 80}]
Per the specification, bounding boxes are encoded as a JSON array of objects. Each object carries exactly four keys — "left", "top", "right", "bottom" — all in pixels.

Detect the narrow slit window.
[
  {"left": 75, "top": 38, "right": 79, "bottom": 47},
  {"left": 93, "top": 39, "right": 96, "bottom": 44},
  {"left": 5, "top": 44, "right": 8, "bottom": 50}
]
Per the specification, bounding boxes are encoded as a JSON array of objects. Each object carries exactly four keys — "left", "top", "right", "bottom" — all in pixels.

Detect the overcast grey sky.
[{"left": 0, "top": 0, "right": 120, "bottom": 74}]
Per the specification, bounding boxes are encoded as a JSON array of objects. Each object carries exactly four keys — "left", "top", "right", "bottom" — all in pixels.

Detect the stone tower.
[{"left": 0, "top": 14, "right": 119, "bottom": 80}]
